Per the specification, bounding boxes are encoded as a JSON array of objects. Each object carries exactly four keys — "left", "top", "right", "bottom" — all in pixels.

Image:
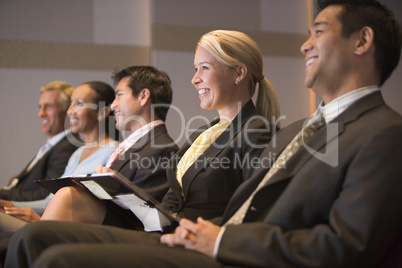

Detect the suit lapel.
[
  {"left": 259, "top": 91, "right": 385, "bottom": 189},
  {"left": 110, "top": 124, "right": 168, "bottom": 172},
  {"left": 164, "top": 121, "right": 215, "bottom": 205},
  {"left": 219, "top": 119, "right": 301, "bottom": 223},
  {"left": 17, "top": 136, "right": 69, "bottom": 181},
  {"left": 221, "top": 92, "right": 386, "bottom": 224},
  {"left": 16, "top": 157, "right": 36, "bottom": 179},
  {"left": 180, "top": 100, "right": 257, "bottom": 198}
]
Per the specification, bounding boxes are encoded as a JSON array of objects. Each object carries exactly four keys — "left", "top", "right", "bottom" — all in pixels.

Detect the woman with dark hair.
[
  {"left": 85, "top": 81, "right": 119, "bottom": 140},
  {"left": 0, "top": 81, "right": 119, "bottom": 231}
]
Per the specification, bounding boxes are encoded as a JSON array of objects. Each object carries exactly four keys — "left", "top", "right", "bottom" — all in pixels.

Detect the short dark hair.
[
  {"left": 316, "top": 0, "right": 402, "bottom": 86},
  {"left": 111, "top": 66, "right": 173, "bottom": 121}
]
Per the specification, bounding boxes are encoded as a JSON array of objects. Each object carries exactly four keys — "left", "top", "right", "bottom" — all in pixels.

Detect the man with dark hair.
[
  {"left": 5, "top": 1, "right": 402, "bottom": 267},
  {"left": 316, "top": 0, "right": 401, "bottom": 85},
  {"left": 103, "top": 65, "right": 177, "bottom": 200},
  {"left": 111, "top": 65, "right": 172, "bottom": 122}
]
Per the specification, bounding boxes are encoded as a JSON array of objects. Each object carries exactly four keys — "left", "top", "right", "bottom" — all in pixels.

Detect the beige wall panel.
[
  {"left": 94, "top": 0, "right": 152, "bottom": 46},
  {"left": 0, "top": 40, "right": 150, "bottom": 70},
  {"left": 249, "top": 31, "right": 306, "bottom": 58},
  {"left": 153, "top": 25, "right": 306, "bottom": 58},
  {"left": 261, "top": 0, "right": 309, "bottom": 34},
  {"left": 152, "top": 25, "right": 212, "bottom": 52},
  {"left": 0, "top": 0, "right": 93, "bottom": 43},
  {"left": 153, "top": 0, "right": 260, "bottom": 31}
]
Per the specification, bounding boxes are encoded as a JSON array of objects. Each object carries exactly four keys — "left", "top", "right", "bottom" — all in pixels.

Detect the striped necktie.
[
  {"left": 225, "top": 112, "right": 325, "bottom": 226},
  {"left": 105, "top": 142, "right": 126, "bottom": 168}
]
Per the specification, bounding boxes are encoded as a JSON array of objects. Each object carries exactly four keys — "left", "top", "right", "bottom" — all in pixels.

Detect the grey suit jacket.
[
  {"left": 217, "top": 92, "right": 402, "bottom": 267},
  {"left": 110, "top": 124, "right": 178, "bottom": 202}
]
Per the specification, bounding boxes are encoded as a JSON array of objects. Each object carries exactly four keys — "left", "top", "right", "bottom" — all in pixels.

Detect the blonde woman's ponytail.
[{"left": 255, "top": 77, "right": 280, "bottom": 127}]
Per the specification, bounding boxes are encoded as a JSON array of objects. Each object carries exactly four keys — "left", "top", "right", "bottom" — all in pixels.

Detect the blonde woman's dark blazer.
[{"left": 162, "top": 100, "right": 277, "bottom": 221}]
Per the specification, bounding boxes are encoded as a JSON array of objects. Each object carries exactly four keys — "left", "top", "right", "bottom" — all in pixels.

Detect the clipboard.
[{"left": 36, "top": 172, "right": 180, "bottom": 232}]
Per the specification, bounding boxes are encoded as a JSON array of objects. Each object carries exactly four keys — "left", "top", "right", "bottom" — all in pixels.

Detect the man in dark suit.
[
  {"left": 0, "top": 81, "right": 79, "bottom": 202},
  {"left": 4, "top": 1, "right": 402, "bottom": 267},
  {"left": 103, "top": 66, "right": 178, "bottom": 201}
]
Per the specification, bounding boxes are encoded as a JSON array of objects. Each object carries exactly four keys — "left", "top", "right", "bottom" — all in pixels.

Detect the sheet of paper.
[
  {"left": 115, "top": 194, "right": 162, "bottom": 232},
  {"left": 81, "top": 180, "right": 113, "bottom": 200}
]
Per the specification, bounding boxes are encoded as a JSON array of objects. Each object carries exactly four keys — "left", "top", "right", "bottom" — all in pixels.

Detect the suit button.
[{"left": 250, "top": 206, "right": 257, "bottom": 211}]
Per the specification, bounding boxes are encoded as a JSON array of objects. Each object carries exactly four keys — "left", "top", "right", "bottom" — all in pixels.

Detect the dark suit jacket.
[
  {"left": 110, "top": 124, "right": 178, "bottom": 202},
  {"left": 216, "top": 92, "right": 402, "bottom": 267},
  {"left": 0, "top": 133, "right": 81, "bottom": 201},
  {"left": 162, "top": 100, "right": 277, "bottom": 221}
]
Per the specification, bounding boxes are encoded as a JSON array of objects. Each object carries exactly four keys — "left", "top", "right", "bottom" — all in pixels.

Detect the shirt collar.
[
  {"left": 122, "top": 120, "right": 164, "bottom": 151},
  {"left": 316, "top": 85, "right": 380, "bottom": 123},
  {"left": 47, "top": 129, "right": 70, "bottom": 147}
]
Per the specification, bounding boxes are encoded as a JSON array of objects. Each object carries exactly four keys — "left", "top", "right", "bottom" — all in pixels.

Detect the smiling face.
[
  {"left": 301, "top": 5, "right": 358, "bottom": 102},
  {"left": 191, "top": 46, "right": 243, "bottom": 120},
  {"left": 38, "top": 90, "right": 66, "bottom": 138},
  {"left": 67, "top": 84, "right": 99, "bottom": 135},
  {"left": 110, "top": 76, "right": 144, "bottom": 132}
]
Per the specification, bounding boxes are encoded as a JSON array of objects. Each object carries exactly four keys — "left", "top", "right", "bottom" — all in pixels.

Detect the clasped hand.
[{"left": 160, "top": 217, "right": 221, "bottom": 258}]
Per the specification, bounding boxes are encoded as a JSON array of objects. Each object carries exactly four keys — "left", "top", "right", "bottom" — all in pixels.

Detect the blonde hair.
[
  {"left": 40, "top": 81, "right": 74, "bottom": 111},
  {"left": 197, "top": 30, "right": 280, "bottom": 125}
]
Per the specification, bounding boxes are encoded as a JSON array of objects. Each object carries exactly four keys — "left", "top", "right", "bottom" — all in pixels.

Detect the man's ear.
[
  {"left": 355, "top": 26, "right": 374, "bottom": 56},
  {"left": 235, "top": 65, "right": 248, "bottom": 85},
  {"left": 139, "top": 88, "right": 151, "bottom": 106},
  {"left": 98, "top": 106, "right": 110, "bottom": 121}
]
